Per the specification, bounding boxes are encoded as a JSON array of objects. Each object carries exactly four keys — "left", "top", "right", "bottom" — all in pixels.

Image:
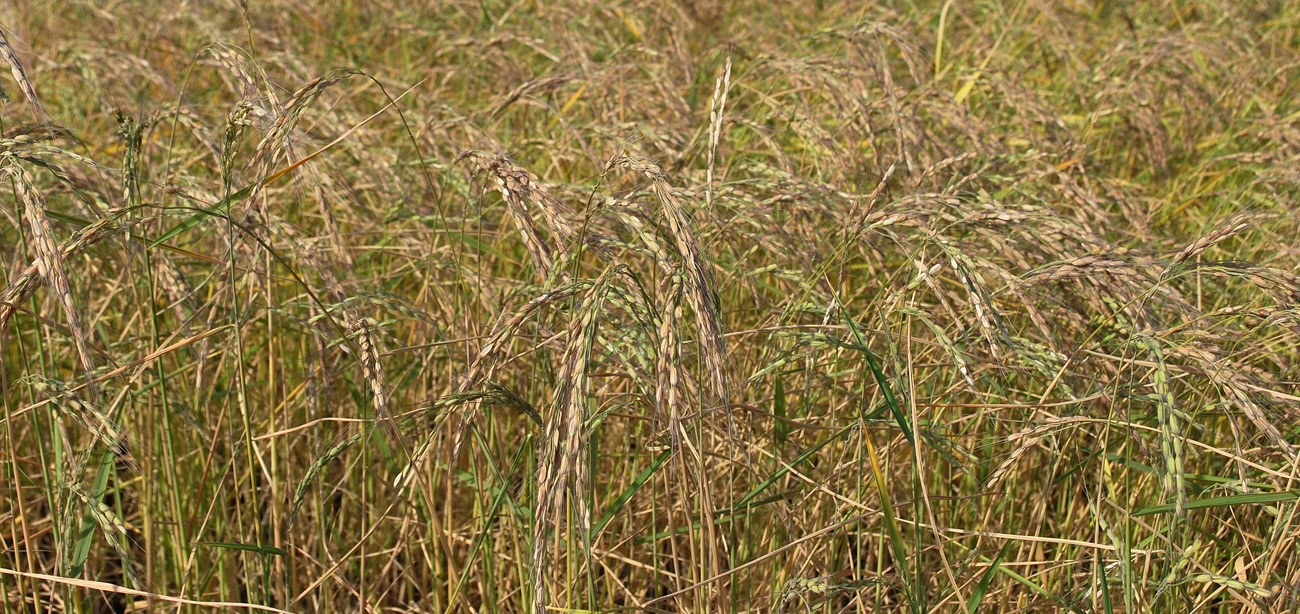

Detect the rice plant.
[{"left": 2, "top": 1, "right": 1298, "bottom": 612}]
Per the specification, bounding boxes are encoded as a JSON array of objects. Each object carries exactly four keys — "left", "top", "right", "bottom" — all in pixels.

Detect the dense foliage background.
[{"left": 2, "top": 1, "right": 1300, "bottom": 612}]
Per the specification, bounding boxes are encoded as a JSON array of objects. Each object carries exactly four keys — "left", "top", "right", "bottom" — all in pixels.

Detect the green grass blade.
[
  {"left": 68, "top": 448, "right": 115, "bottom": 578},
  {"left": 1132, "top": 491, "right": 1299, "bottom": 517},
  {"left": 725, "top": 424, "right": 855, "bottom": 513},
  {"left": 994, "top": 563, "right": 1088, "bottom": 614},
  {"left": 864, "top": 431, "right": 913, "bottom": 610},
  {"left": 966, "top": 542, "right": 1011, "bottom": 614},
  {"left": 773, "top": 374, "right": 789, "bottom": 446},
  {"left": 448, "top": 437, "right": 531, "bottom": 607},
  {"left": 834, "top": 302, "right": 914, "bottom": 446},
  {"left": 592, "top": 446, "right": 674, "bottom": 535},
  {"left": 195, "top": 542, "right": 289, "bottom": 556},
  {"left": 149, "top": 182, "right": 256, "bottom": 247}
]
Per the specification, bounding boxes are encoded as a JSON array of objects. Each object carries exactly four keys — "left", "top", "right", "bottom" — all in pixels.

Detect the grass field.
[{"left": 2, "top": 1, "right": 1300, "bottom": 612}]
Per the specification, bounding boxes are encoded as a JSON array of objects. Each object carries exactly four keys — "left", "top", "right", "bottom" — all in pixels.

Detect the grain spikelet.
[
  {"left": 490, "top": 72, "right": 576, "bottom": 117},
  {"left": 705, "top": 54, "right": 731, "bottom": 207},
  {"left": 221, "top": 100, "right": 260, "bottom": 180},
  {"left": 1132, "top": 333, "right": 1186, "bottom": 519},
  {"left": 396, "top": 388, "right": 539, "bottom": 489},
  {"left": 31, "top": 377, "right": 128, "bottom": 458},
  {"left": 245, "top": 69, "right": 359, "bottom": 211},
  {"left": 986, "top": 422, "right": 1045, "bottom": 490},
  {"left": 615, "top": 156, "right": 729, "bottom": 399},
  {"left": 0, "top": 212, "right": 141, "bottom": 330},
  {"left": 72, "top": 484, "right": 142, "bottom": 587},
  {"left": 9, "top": 163, "right": 96, "bottom": 382},
  {"left": 944, "top": 246, "right": 1009, "bottom": 360},
  {"left": 0, "top": 29, "right": 52, "bottom": 123},
  {"left": 655, "top": 274, "right": 685, "bottom": 446},
  {"left": 74, "top": 485, "right": 128, "bottom": 535},
  {"left": 458, "top": 150, "right": 582, "bottom": 278},
  {"left": 1223, "top": 383, "right": 1297, "bottom": 464},
  {"left": 292, "top": 430, "right": 363, "bottom": 524},
  {"left": 1171, "top": 212, "right": 1253, "bottom": 266},
  {"left": 348, "top": 315, "right": 398, "bottom": 443},
  {"left": 248, "top": 69, "right": 358, "bottom": 172},
  {"left": 532, "top": 268, "right": 618, "bottom": 614},
  {"left": 1189, "top": 573, "right": 1273, "bottom": 598},
  {"left": 114, "top": 110, "right": 146, "bottom": 206},
  {"left": 449, "top": 282, "right": 592, "bottom": 456}
]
